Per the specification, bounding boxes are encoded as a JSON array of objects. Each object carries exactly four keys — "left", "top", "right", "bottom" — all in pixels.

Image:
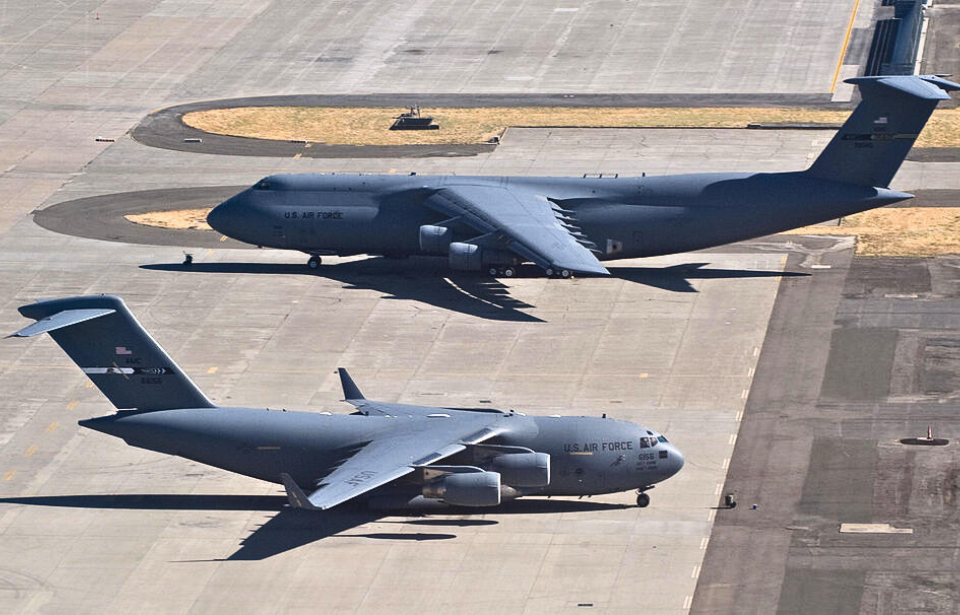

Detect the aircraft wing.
[
  {"left": 424, "top": 184, "right": 609, "bottom": 275},
  {"left": 281, "top": 413, "right": 506, "bottom": 511}
]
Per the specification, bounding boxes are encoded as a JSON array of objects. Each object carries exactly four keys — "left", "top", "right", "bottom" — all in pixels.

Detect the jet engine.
[
  {"left": 448, "top": 242, "right": 514, "bottom": 271},
  {"left": 422, "top": 471, "right": 501, "bottom": 507},
  {"left": 418, "top": 224, "right": 453, "bottom": 255},
  {"left": 489, "top": 452, "right": 550, "bottom": 488},
  {"left": 448, "top": 242, "right": 482, "bottom": 270}
]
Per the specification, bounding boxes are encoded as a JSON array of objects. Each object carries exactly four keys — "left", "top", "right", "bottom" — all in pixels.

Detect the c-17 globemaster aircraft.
[
  {"left": 12, "top": 295, "right": 683, "bottom": 510},
  {"left": 207, "top": 75, "right": 960, "bottom": 278}
]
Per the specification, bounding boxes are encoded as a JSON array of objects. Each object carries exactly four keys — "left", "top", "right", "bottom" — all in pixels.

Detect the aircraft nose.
[
  {"left": 206, "top": 196, "right": 239, "bottom": 237},
  {"left": 665, "top": 444, "right": 684, "bottom": 477}
]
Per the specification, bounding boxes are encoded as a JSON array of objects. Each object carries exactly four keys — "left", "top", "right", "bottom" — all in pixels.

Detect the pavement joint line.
[
  {"left": 66, "top": 400, "right": 77, "bottom": 410},
  {"left": 25, "top": 446, "right": 36, "bottom": 457},
  {"left": 46, "top": 422, "right": 58, "bottom": 433}
]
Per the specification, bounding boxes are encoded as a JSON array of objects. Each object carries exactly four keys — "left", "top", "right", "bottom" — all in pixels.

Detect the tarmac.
[{"left": 3, "top": 1, "right": 960, "bottom": 614}]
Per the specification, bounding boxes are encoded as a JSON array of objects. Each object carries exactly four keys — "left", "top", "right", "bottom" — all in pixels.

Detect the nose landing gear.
[
  {"left": 636, "top": 486, "right": 653, "bottom": 508},
  {"left": 306, "top": 255, "right": 322, "bottom": 269}
]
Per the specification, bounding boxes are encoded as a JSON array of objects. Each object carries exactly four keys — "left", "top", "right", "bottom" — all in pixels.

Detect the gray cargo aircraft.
[
  {"left": 11, "top": 295, "right": 683, "bottom": 510},
  {"left": 207, "top": 75, "right": 959, "bottom": 277}
]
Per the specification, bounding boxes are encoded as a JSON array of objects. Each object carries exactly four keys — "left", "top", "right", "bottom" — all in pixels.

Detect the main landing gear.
[
  {"left": 306, "top": 255, "right": 322, "bottom": 269},
  {"left": 636, "top": 487, "right": 653, "bottom": 508},
  {"left": 545, "top": 268, "right": 572, "bottom": 279},
  {"left": 488, "top": 266, "right": 516, "bottom": 278}
]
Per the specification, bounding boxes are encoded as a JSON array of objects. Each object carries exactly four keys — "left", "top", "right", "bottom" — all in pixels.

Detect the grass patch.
[
  {"left": 782, "top": 207, "right": 960, "bottom": 256},
  {"left": 181, "top": 106, "right": 960, "bottom": 147},
  {"left": 125, "top": 208, "right": 211, "bottom": 231}
]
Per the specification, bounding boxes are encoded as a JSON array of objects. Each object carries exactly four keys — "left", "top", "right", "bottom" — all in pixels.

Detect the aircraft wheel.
[
  {"left": 559, "top": 269, "right": 571, "bottom": 279},
  {"left": 545, "top": 268, "right": 555, "bottom": 277},
  {"left": 637, "top": 492, "right": 650, "bottom": 508},
  {"left": 488, "top": 266, "right": 500, "bottom": 276},
  {"left": 502, "top": 266, "right": 516, "bottom": 278},
  {"left": 307, "top": 256, "right": 322, "bottom": 269}
]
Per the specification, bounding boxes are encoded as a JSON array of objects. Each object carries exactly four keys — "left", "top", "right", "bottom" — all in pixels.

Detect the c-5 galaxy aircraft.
[
  {"left": 12, "top": 295, "right": 683, "bottom": 510},
  {"left": 207, "top": 75, "right": 959, "bottom": 278}
]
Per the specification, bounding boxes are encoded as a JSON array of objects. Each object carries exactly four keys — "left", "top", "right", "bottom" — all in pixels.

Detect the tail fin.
[
  {"left": 805, "top": 75, "right": 960, "bottom": 188},
  {"left": 12, "top": 295, "right": 215, "bottom": 411}
]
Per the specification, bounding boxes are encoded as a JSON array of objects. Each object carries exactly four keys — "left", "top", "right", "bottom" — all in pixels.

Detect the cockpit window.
[
  {"left": 255, "top": 180, "right": 271, "bottom": 190},
  {"left": 657, "top": 435, "right": 668, "bottom": 443},
  {"left": 639, "top": 436, "right": 658, "bottom": 448}
]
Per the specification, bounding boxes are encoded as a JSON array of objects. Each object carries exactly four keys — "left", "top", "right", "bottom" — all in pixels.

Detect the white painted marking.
[
  {"left": 714, "top": 483, "right": 723, "bottom": 496},
  {"left": 699, "top": 537, "right": 709, "bottom": 550},
  {"left": 683, "top": 595, "right": 693, "bottom": 610},
  {"left": 740, "top": 389, "right": 749, "bottom": 400},
  {"left": 555, "top": 7, "right": 579, "bottom": 11},
  {"left": 728, "top": 434, "right": 738, "bottom": 446},
  {"left": 691, "top": 565, "right": 701, "bottom": 579},
  {"left": 811, "top": 264, "right": 831, "bottom": 269},
  {"left": 708, "top": 509, "right": 716, "bottom": 522},
  {"left": 735, "top": 411, "right": 744, "bottom": 422},
  {"left": 747, "top": 367, "right": 755, "bottom": 377},
  {"left": 82, "top": 367, "right": 133, "bottom": 374},
  {"left": 839, "top": 523, "right": 913, "bottom": 534},
  {"left": 721, "top": 458, "right": 730, "bottom": 470},
  {"left": 753, "top": 346, "right": 760, "bottom": 357}
]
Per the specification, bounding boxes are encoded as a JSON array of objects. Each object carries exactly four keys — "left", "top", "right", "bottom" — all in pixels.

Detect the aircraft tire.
[
  {"left": 488, "top": 266, "right": 500, "bottom": 276},
  {"left": 545, "top": 268, "right": 555, "bottom": 277},
  {"left": 637, "top": 492, "right": 650, "bottom": 508},
  {"left": 503, "top": 266, "right": 516, "bottom": 278},
  {"left": 560, "top": 269, "right": 571, "bottom": 279},
  {"left": 307, "top": 255, "right": 322, "bottom": 269}
]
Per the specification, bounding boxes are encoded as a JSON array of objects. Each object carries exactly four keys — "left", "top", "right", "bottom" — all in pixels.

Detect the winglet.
[
  {"left": 280, "top": 473, "right": 321, "bottom": 511},
  {"left": 338, "top": 368, "right": 365, "bottom": 401}
]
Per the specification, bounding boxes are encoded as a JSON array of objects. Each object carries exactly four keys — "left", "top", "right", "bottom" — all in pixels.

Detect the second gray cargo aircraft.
[
  {"left": 12, "top": 295, "right": 683, "bottom": 510},
  {"left": 207, "top": 75, "right": 959, "bottom": 277}
]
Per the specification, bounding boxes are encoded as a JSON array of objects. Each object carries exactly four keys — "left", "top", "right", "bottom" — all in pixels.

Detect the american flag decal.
[{"left": 115, "top": 346, "right": 132, "bottom": 355}]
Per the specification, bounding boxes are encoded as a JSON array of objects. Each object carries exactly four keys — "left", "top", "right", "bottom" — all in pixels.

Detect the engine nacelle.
[
  {"left": 448, "top": 242, "right": 482, "bottom": 271},
  {"left": 419, "top": 224, "right": 453, "bottom": 255},
  {"left": 448, "top": 242, "right": 515, "bottom": 271},
  {"left": 490, "top": 452, "right": 550, "bottom": 487},
  {"left": 422, "top": 471, "right": 501, "bottom": 507}
]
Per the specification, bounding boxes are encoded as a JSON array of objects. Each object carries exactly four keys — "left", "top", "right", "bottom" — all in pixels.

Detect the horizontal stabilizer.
[{"left": 10, "top": 308, "right": 115, "bottom": 338}]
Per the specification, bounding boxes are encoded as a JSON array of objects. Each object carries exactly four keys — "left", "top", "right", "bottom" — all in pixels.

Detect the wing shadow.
[
  {"left": 141, "top": 257, "right": 543, "bottom": 323},
  {"left": 609, "top": 262, "right": 807, "bottom": 292}
]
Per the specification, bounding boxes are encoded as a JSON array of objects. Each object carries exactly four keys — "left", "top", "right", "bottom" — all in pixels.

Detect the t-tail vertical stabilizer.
[
  {"left": 805, "top": 75, "right": 960, "bottom": 188},
  {"left": 11, "top": 295, "right": 215, "bottom": 411}
]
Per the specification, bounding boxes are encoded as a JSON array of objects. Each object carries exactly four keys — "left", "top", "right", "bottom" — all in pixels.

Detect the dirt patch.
[
  {"left": 125, "top": 208, "right": 212, "bottom": 231},
  {"left": 782, "top": 207, "right": 960, "bottom": 256},
  {"left": 181, "top": 106, "right": 960, "bottom": 147}
]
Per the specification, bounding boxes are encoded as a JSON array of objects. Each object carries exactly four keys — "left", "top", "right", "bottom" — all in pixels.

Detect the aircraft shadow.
[
  {"left": 0, "top": 494, "right": 632, "bottom": 560},
  {"left": 608, "top": 262, "right": 807, "bottom": 293},
  {"left": 141, "top": 258, "right": 543, "bottom": 323}
]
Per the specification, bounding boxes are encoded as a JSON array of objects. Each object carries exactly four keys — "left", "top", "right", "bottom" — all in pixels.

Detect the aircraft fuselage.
[
  {"left": 207, "top": 172, "right": 909, "bottom": 264},
  {"left": 79, "top": 407, "right": 683, "bottom": 503}
]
